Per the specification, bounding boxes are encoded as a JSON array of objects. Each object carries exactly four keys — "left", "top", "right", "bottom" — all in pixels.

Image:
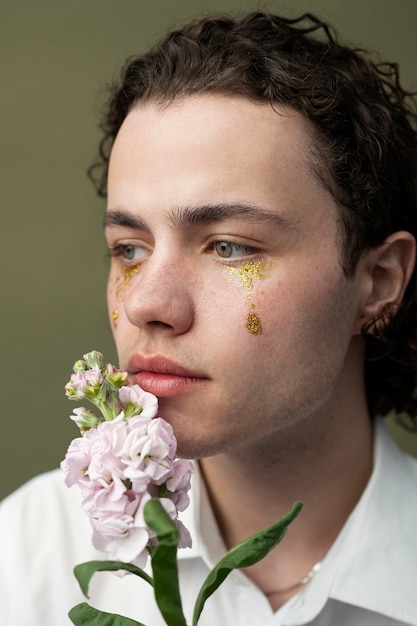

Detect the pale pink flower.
[
  {"left": 167, "top": 458, "right": 194, "bottom": 493},
  {"left": 122, "top": 417, "right": 176, "bottom": 487},
  {"left": 69, "top": 407, "right": 101, "bottom": 430},
  {"left": 92, "top": 487, "right": 151, "bottom": 568},
  {"left": 105, "top": 363, "right": 128, "bottom": 387},
  {"left": 86, "top": 414, "right": 127, "bottom": 485},
  {"left": 65, "top": 366, "right": 103, "bottom": 399},
  {"left": 118, "top": 385, "right": 159, "bottom": 419},
  {"left": 61, "top": 374, "right": 194, "bottom": 569},
  {"left": 84, "top": 365, "right": 104, "bottom": 388},
  {"left": 177, "top": 520, "right": 193, "bottom": 549},
  {"left": 65, "top": 371, "right": 89, "bottom": 398},
  {"left": 82, "top": 480, "right": 132, "bottom": 525},
  {"left": 61, "top": 435, "right": 92, "bottom": 488}
]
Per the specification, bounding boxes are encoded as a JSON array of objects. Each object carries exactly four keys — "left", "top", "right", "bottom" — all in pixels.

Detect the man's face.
[{"left": 105, "top": 95, "right": 365, "bottom": 458}]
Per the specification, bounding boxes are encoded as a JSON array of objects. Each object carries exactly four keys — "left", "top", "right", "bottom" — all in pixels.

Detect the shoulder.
[
  {"left": 1, "top": 469, "right": 79, "bottom": 523},
  {"left": 329, "top": 422, "right": 417, "bottom": 624},
  {"left": 0, "top": 470, "right": 99, "bottom": 625},
  {"left": 0, "top": 469, "right": 96, "bottom": 562},
  {"left": 359, "top": 421, "right": 417, "bottom": 561},
  {"left": 1, "top": 468, "right": 73, "bottom": 508}
]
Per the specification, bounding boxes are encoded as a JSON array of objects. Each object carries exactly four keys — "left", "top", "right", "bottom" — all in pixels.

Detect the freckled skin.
[
  {"left": 227, "top": 259, "right": 274, "bottom": 335},
  {"left": 105, "top": 94, "right": 368, "bottom": 459},
  {"left": 104, "top": 93, "right": 414, "bottom": 608}
]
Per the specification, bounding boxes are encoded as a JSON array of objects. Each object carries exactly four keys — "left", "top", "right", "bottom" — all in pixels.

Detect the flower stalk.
[{"left": 62, "top": 351, "right": 302, "bottom": 626}]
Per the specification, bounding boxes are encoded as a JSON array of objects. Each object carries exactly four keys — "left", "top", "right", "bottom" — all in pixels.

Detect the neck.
[{"left": 199, "top": 403, "right": 373, "bottom": 610}]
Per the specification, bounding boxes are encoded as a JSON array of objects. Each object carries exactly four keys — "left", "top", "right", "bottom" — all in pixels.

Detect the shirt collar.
[
  {"left": 179, "top": 420, "right": 417, "bottom": 624},
  {"left": 327, "top": 419, "right": 417, "bottom": 624}
]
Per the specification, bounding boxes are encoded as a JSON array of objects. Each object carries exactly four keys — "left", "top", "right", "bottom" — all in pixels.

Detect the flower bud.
[
  {"left": 83, "top": 350, "right": 104, "bottom": 370},
  {"left": 65, "top": 376, "right": 85, "bottom": 399},
  {"left": 105, "top": 363, "right": 128, "bottom": 389},
  {"left": 70, "top": 407, "right": 102, "bottom": 431},
  {"left": 73, "top": 359, "right": 87, "bottom": 373}
]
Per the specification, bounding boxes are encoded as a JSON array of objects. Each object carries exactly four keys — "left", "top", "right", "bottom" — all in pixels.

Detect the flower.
[
  {"left": 61, "top": 352, "right": 193, "bottom": 570},
  {"left": 69, "top": 407, "right": 101, "bottom": 430},
  {"left": 118, "top": 384, "right": 159, "bottom": 418},
  {"left": 63, "top": 352, "right": 302, "bottom": 626}
]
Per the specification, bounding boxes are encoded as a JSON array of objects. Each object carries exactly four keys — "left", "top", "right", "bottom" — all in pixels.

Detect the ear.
[{"left": 355, "top": 231, "right": 416, "bottom": 334}]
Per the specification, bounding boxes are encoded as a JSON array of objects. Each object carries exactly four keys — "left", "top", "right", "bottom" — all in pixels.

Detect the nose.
[{"left": 123, "top": 255, "right": 194, "bottom": 336}]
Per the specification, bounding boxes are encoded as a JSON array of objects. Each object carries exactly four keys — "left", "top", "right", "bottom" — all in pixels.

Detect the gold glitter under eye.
[
  {"left": 114, "top": 264, "right": 140, "bottom": 299},
  {"left": 227, "top": 260, "right": 274, "bottom": 294},
  {"left": 227, "top": 259, "right": 274, "bottom": 336},
  {"left": 122, "top": 265, "right": 139, "bottom": 284}
]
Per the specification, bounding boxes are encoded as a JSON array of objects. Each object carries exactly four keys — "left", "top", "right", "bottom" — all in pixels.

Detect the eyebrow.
[
  {"left": 104, "top": 210, "right": 148, "bottom": 231},
  {"left": 104, "top": 202, "right": 296, "bottom": 231}
]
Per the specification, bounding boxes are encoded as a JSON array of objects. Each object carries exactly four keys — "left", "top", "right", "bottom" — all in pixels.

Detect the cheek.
[
  {"left": 107, "top": 263, "right": 142, "bottom": 325},
  {"left": 262, "top": 274, "right": 358, "bottom": 367},
  {"left": 254, "top": 263, "right": 356, "bottom": 346},
  {"left": 225, "top": 260, "right": 276, "bottom": 337},
  {"left": 110, "top": 264, "right": 140, "bottom": 300},
  {"left": 246, "top": 310, "right": 263, "bottom": 335},
  {"left": 110, "top": 307, "right": 119, "bottom": 330},
  {"left": 107, "top": 270, "right": 124, "bottom": 333}
]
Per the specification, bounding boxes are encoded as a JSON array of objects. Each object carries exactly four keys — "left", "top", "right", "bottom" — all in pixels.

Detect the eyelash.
[
  {"left": 209, "top": 240, "right": 260, "bottom": 263},
  {"left": 107, "top": 244, "right": 147, "bottom": 263},
  {"left": 107, "top": 240, "right": 261, "bottom": 266}
]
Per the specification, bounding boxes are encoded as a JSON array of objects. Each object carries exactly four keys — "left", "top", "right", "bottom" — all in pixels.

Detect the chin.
[
  {"left": 157, "top": 400, "right": 240, "bottom": 459},
  {"left": 174, "top": 425, "right": 238, "bottom": 460},
  {"left": 173, "top": 432, "right": 218, "bottom": 460}
]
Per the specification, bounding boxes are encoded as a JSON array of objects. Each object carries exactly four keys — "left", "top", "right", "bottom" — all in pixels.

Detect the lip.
[{"left": 127, "top": 354, "right": 208, "bottom": 397}]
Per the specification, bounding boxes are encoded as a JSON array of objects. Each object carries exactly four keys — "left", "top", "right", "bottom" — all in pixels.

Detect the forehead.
[
  {"left": 111, "top": 94, "right": 312, "bottom": 167},
  {"left": 108, "top": 94, "right": 334, "bottom": 225}
]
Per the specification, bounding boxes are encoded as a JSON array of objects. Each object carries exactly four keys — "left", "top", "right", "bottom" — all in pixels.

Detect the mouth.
[{"left": 127, "top": 354, "right": 209, "bottom": 397}]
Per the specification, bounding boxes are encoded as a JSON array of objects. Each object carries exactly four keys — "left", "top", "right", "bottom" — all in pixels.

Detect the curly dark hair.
[{"left": 89, "top": 11, "right": 417, "bottom": 428}]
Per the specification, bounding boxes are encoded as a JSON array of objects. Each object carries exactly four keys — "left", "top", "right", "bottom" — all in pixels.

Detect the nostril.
[{"left": 148, "top": 320, "right": 175, "bottom": 329}]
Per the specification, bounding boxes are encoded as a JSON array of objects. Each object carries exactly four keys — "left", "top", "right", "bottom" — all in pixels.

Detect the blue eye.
[
  {"left": 122, "top": 245, "right": 140, "bottom": 260},
  {"left": 109, "top": 244, "right": 147, "bottom": 262},
  {"left": 214, "top": 241, "right": 254, "bottom": 258}
]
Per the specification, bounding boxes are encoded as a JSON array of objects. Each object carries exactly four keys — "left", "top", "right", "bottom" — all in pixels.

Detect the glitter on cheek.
[
  {"left": 247, "top": 312, "right": 263, "bottom": 335},
  {"left": 226, "top": 259, "right": 275, "bottom": 336},
  {"left": 114, "top": 264, "right": 140, "bottom": 299},
  {"left": 227, "top": 259, "right": 274, "bottom": 296},
  {"left": 122, "top": 265, "right": 139, "bottom": 284},
  {"left": 111, "top": 309, "right": 119, "bottom": 329}
]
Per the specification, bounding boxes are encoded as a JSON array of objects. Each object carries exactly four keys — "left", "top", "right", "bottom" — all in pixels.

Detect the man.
[{"left": 1, "top": 11, "right": 417, "bottom": 626}]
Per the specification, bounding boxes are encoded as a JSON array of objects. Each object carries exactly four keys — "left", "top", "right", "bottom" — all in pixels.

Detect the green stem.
[
  {"left": 93, "top": 398, "right": 116, "bottom": 422},
  {"left": 144, "top": 500, "right": 188, "bottom": 626}
]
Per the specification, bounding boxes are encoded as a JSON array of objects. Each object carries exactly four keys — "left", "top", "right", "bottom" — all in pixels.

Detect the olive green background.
[{"left": 1, "top": 0, "right": 417, "bottom": 500}]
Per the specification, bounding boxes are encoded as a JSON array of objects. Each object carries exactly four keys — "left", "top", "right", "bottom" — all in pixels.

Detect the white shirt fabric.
[{"left": 0, "top": 420, "right": 416, "bottom": 626}]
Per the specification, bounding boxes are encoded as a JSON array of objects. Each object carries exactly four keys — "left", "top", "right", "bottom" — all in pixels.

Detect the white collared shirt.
[{"left": 0, "top": 420, "right": 416, "bottom": 625}]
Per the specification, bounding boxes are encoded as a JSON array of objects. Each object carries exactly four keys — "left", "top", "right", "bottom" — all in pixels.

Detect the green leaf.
[
  {"left": 69, "top": 602, "right": 147, "bottom": 626},
  {"left": 144, "top": 499, "right": 188, "bottom": 626},
  {"left": 74, "top": 560, "right": 154, "bottom": 598},
  {"left": 192, "top": 501, "right": 303, "bottom": 626}
]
